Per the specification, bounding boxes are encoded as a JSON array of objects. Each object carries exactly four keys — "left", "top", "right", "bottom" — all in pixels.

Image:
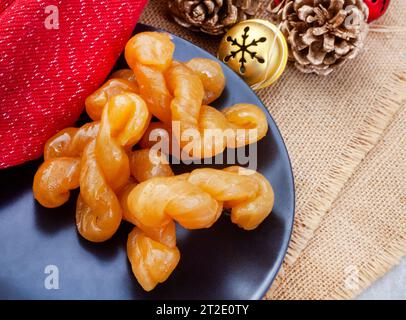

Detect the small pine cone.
[
  {"left": 168, "top": 0, "right": 264, "bottom": 35},
  {"left": 267, "top": 0, "right": 369, "bottom": 75}
]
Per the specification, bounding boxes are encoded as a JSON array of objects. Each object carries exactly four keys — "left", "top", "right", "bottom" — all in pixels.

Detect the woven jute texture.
[{"left": 140, "top": 0, "right": 406, "bottom": 299}]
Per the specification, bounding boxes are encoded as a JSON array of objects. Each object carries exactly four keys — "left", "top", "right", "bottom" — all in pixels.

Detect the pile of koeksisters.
[{"left": 33, "top": 32, "right": 274, "bottom": 291}]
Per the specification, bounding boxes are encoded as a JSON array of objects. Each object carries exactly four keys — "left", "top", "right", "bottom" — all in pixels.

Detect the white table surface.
[{"left": 357, "top": 257, "right": 406, "bottom": 300}]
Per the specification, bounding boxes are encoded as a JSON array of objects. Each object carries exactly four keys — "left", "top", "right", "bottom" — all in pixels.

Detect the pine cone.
[
  {"left": 168, "top": 0, "right": 263, "bottom": 35},
  {"left": 267, "top": 0, "right": 369, "bottom": 75}
]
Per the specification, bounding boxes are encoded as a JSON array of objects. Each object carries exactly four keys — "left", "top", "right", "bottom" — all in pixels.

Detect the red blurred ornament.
[{"left": 363, "top": 0, "right": 390, "bottom": 22}]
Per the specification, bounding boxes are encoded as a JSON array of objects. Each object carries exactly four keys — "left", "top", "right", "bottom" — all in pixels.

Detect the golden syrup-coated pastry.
[
  {"left": 165, "top": 62, "right": 207, "bottom": 157},
  {"left": 127, "top": 166, "right": 274, "bottom": 231},
  {"left": 43, "top": 127, "right": 78, "bottom": 160},
  {"left": 185, "top": 58, "right": 225, "bottom": 105},
  {"left": 138, "top": 104, "right": 268, "bottom": 159},
  {"left": 44, "top": 122, "right": 100, "bottom": 160},
  {"left": 166, "top": 62, "right": 204, "bottom": 135},
  {"left": 129, "top": 148, "right": 174, "bottom": 183},
  {"left": 125, "top": 32, "right": 174, "bottom": 123},
  {"left": 127, "top": 175, "right": 222, "bottom": 230},
  {"left": 76, "top": 93, "right": 151, "bottom": 242},
  {"left": 118, "top": 178, "right": 138, "bottom": 222},
  {"left": 33, "top": 122, "right": 100, "bottom": 208},
  {"left": 119, "top": 179, "right": 177, "bottom": 248},
  {"left": 95, "top": 93, "right": 151, "bottom": 191},
  {"left": 109, "top": 68, "right": 138, "bottom": 84},
  {"left": 76, "top": 141, "right": 122, "bottom": 242},
  {"left": 187, "top": 167, "right": 259, "bottom": 202},
  {"left": 85, "top": 79, "right": 139, "bottom": 121},
  {"left": 223, "top": 166, "right": 274, "bottom": 230},
  {"left": 127, "top": 227, "right": 180, "bottom": 292},
  {"left": 165, "top": 62, "right": 268, "bottom": 158},
  {"left": 221, "top": 104, "right": 268, "bottom": 148},
  {"left": 125, "top": 32, "right": 174, "bottom": 72},
  {"left": 33, "top": 158, "right": 81, "bottom": 208}
]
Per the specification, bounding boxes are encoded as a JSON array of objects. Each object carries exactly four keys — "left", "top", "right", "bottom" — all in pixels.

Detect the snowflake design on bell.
[{"left": 223, "top": 26, "right": 266, "bottom": 74}]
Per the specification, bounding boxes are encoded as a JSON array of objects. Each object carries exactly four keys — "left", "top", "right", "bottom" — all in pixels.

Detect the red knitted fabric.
[{"left": 0, "top": 0, "right": 147, "bottom": 168}]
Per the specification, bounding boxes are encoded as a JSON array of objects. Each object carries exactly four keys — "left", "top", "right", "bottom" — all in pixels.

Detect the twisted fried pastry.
[
  {"left": 127, "top": 175, "right": 222, "bottom": 230},
  {"left": 194, "top": 166, "right": 275, "bottom": 230},
  {"left": 85, "top": 79, "right": 139, "bottom": 121},
  {"left": 76, "top": 141, "right": 122, "bottom": 242},
  {"left": 120, "top": 170, "right": 179, "bottom": 292},
  {"left": 127, "top": 227, "right": 180, "bottom": 292},
  {"left": 127, "top": 166, "right": 274, "bottom": 231},
  {"left": 120, "top": 146, "right": 176, "bottom": 246},
  {"left": 129, "top": 148, "right": 174, "bottom": 183},
  {"left": 109, "top": 68, "right": 138, "bottom": 84},
  {"left": 125, "top": 32, "right": 174, "bottom": 123},
  {"left": 119, "top": 178, "right": 177, "bottom": 248},
  {"left": 85, "top": 68, "right": 140, "bottom": 121},
  {"left": 43, "top": 122, "right": 100, "bottom": 160},
  {"left": 76, "top": 93, "right": 151, "bottom": 242},
  {"left": 33, "top": 158, "right": 81, "bottom": 209},
  {"left": 185, "top": 58, "right": 225, "bottom": 105},
  {"left": 165, "top": 62, "right": 268, "bottom": 158},
  {"left": 33, "top": 122, "right": 99, "bottom": 208}
]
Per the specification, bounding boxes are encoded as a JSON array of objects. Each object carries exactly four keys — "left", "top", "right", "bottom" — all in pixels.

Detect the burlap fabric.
[{"left": 140, "top": 0, "right": 406, "bottom": 299}]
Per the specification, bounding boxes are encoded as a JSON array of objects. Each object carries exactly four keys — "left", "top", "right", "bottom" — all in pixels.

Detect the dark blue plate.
[{"left": 0, "top": 24, "right": 294, "bottom": 299}]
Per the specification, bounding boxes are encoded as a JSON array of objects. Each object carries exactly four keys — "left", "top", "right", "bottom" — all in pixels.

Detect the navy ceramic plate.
[{"left": 0, "top": 24, "right": 294, "bottom": 299}]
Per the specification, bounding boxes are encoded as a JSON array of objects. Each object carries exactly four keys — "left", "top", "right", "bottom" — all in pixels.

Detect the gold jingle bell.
[{"left": 218, "top": 19, "right": 288, "bottom": 89}]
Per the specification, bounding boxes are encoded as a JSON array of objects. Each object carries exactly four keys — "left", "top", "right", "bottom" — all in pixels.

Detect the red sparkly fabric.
[{"left": 0, "top": 0, "right": 147, "bottom": 168}]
